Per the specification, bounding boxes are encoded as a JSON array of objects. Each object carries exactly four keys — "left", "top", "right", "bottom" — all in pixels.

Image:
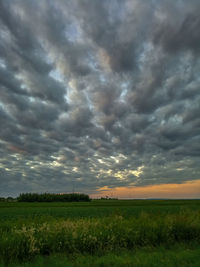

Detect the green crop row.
[{"left": 1, "top": 199, "right": 200, "bottom": 224}]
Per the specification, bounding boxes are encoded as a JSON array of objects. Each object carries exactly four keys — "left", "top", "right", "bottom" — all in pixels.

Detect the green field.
[{"left": 0, "top": 199, "right": 200, "bottom": 266}]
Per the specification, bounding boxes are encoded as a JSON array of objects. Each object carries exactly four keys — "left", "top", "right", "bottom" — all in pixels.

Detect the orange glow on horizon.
[{"left": 91, "top": 180, "right": 200, "bottom": 199}]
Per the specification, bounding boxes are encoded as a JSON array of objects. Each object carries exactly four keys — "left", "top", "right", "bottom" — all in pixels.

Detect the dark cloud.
[
  {"left": 153, "top": 10, "right": 200, "bottom": 54},
  {"left": 0, "top": 0, "right": 200, "bottom": 197}
]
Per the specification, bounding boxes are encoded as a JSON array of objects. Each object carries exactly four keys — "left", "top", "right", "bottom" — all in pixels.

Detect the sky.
[{"left": 0, "top": 0, "right": 200, "bottom": 198}]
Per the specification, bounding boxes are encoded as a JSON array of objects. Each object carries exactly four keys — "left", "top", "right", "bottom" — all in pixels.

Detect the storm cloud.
[{"left": 0, "top": 0, "right": 200, "bottom": 197}]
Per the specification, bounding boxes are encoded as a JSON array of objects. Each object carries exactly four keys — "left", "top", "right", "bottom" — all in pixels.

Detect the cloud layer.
[{"left": 0, "top": 0, "right": 200, "bottom": 196}]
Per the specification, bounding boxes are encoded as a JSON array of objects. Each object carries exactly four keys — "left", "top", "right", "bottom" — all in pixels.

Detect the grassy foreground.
[
  {"left": 0, "top": 200, "right": 200, "bottom": 266},
  {"left": 5, "top": 245, "right": 200, "bottom": 267}
]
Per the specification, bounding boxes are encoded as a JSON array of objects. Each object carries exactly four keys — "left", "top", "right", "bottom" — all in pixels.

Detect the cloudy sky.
[{"left": 0, "top": 0, "right": 200, "bottom": 198}]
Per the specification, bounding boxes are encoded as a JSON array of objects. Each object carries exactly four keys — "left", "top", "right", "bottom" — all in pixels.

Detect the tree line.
[{"left": 17, "top": 193, "right": 91, "bottom": 202}]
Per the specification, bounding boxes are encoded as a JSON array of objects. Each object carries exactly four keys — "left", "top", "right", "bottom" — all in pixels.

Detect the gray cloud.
[
  {"left": 0, "top": 0, "right": 200, "bottom": 197},
  {"left": 153, "top": 9, "right": 200, "bottom": 54}
]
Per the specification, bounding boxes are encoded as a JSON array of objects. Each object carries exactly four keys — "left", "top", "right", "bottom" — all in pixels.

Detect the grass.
[
  {"left": 0, "top": 199, "right": 199, "bottom": 222},
  {"left": 6, "top": 245, "right": 200, "bottom": 267},
  {"left": 0, "top": 200, "right": 200, "bottom": 266}
]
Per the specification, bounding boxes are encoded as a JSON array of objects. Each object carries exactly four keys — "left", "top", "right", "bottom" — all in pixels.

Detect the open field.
[{"left": 0, "top": 200, "right": 200, "bottom": 266}]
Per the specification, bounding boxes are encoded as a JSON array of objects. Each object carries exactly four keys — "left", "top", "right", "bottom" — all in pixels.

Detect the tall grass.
[
  {"left": 0, "top": 210, "right": 200, "bottom": 264},
  {"left": 8, "top": 246, "right": 200, "bottom": 267}
]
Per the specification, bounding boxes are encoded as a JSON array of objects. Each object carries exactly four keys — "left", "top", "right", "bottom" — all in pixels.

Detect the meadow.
[{"left": 0, "top": 199, "right": 200, "bottom": 266}]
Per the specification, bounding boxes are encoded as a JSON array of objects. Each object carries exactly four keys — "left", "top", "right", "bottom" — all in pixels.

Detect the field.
[{"left": 0, "top": 199, "right": 200, "bottom": 266}]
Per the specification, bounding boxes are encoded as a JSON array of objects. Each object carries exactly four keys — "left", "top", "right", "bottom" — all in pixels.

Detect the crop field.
[{"left": 0, "top": 199, "right": 200, "bottom": 266}]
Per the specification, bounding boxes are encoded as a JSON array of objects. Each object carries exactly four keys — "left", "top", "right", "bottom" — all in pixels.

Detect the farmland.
[{"left": 0, "top": 199, "right": 200, "bottom": 266}]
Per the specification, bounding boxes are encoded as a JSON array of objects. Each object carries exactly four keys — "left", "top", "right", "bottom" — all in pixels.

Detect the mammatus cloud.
[{"left": 0, "top": 0, "right": 200, "bottom": 197}]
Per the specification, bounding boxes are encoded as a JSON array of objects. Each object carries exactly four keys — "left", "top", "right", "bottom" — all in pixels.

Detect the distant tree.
[
  {"left": 17, "top": 193, "right": 91, "bottom": 202},
  {"left": 0, "top": 197, "right": 6, "bottom": 202},
  {"left": 6, "top": 197, "right": 15, "bottom": 202}
]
